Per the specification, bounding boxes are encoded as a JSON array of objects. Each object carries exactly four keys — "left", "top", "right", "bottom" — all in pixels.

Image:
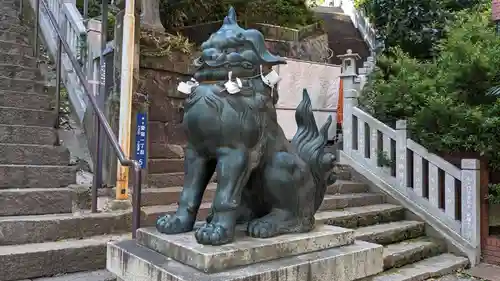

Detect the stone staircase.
[
  {"left": 0, "top": 1, "right": 470, "bottom": 281},
  {"left": 0, "top": 2, "right": 125, "bottom": 280},
  {"left": 313, "top": 5, "right": 371, "bottom": 65}
]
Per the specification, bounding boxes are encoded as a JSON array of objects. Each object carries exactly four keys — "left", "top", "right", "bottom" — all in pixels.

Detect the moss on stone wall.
[{"left": 160, "top": 0, "right": 319, "bottom": 29}]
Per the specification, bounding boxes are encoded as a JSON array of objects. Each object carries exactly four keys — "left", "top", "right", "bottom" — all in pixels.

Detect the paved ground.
[
  {"left": 429, "top": 263, "right": 500, "bottom": 281},
  {"left": 430, "top": 273, "right": 485, "bottom": 281}
]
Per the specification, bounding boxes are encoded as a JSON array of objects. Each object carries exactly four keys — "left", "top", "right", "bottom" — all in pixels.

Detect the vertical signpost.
[
  {"left": 493, "top": 0, "right": 500, "bottom": 35},
  {"left": 135, "top": 113, "right": 147, "bottom": 170}
]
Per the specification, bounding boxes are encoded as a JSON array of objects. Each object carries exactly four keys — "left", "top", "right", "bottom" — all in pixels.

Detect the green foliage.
[
  {"left": 75, "top": 0, "right": 102, "bottom": 18},
  {"left": 75, "top": 0, "right": 117, "bottom": 39},
  {"left": 159, "top": 0, "right": 318, "bottom": 29},
  {"left": 358, "top": 0, "right": 480, "bottom": 59},
  {"left": 359, "top": 7, "right": 500, "bottom": 174},
  {"left": 488, "top": 184, "right": 500, "bottom": 204},
  {"left": 377, "top": 151, "right": 394, "bottom": 167}
]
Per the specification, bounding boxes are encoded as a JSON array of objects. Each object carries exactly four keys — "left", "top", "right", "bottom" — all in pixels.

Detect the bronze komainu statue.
[{"left": 156, "top": 7, "right": 337, "bottom": 245}]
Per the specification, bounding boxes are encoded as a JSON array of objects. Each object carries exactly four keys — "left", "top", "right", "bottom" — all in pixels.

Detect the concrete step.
[
  {"left": 0, "top": 106, "right": 55, "bottom": 127},
  {"left": 336, "top": 169, "right": 351, "bottom": 180},
  {"left": 0, "top": 76, "right": 46, "bottom": 93},
  {"left": 142, "top": 192, "right": 382, "bottom": 217},
  {"left": 0, "top": 22, "right": 29, "bottom": 34},
  {"left": 383, "top": 237, "right": 446, "bottom": 270},
  {"left": 0, "top": 234, "right": 129, "bottom": 281},
  {"left": 141, "top": 202, "right": 212, "bottom": 227},
  {"left": 148, "top": 158, "right": 184, "bottom": 174},
  {"left": 148, "top": 170, "right": 351, "bottom": 188},
  {"left": 0, "top": 188, "right": 73, "bottom": 216},
  {"left": 142, "top": 202, "right": 402, "bottom": 233},
  {"left": 366, "top": 254, "right": 469, "bottom": 281},
  {"left": 140, "top": 183, "right": 217, "bottom": 207},
  {"left": 319, "top": 193, "right": 385, "bottom": 211},
  {"left": 0, "top": 30, "right": 30, "bottom": 44},
  {"left": 0, "top": 164, "right": 76, "bottom": 188},
  {"left": 316, "top": 204, "right": 405, "bottom": 228},
  {"left": 0, "top": 0, "right": 20, "bottom": 7},
  {"left": 0, "top": 143, "right": 70, "bottom": 165},
  {"left": 0, "top": 124, "right": 57, "bottom": 145},
  {"left": 148, "top": 172, "right": 184, "bottom": 187},
  {"left": 326, "top": 180, "right": 368, "bottom": 194},
  {"left": 140, "top": 180, "right": 368, "bottom": 207},
  {"left": 0, "top": 39, "right": 32, "bottom": 56},
  {"left": 0, "top": 65, "right": 42, "bottom": 80},
  {"left": 354, "top": 221, "right": 426, "bottom": 245},
  {"left": 0, "top": 0, "right": 21, "bottom": 5},
  {"left": 0, "top": 52, "right": 36, "bottom": 67},
  {"left": 0, "top": 8, "right": 18, "bottom": 19},
  {"left": 0, "top": 91, "right": 51, "bottom": 110},
  {"left": 0, "top": 211, "right": 131, "bottom": 245},
  {"left": 29, "top": 270, "right": 116, "bottom": 281}
]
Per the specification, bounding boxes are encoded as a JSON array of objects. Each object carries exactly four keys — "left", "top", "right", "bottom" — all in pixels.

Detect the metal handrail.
[{"left": 26, "top": 0, "right": 142, "bottom": 238}]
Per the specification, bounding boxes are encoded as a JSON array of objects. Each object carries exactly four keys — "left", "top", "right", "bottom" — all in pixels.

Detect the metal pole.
[
  {"left": 132, "top": 164, "right": 142, "bottom": 238},
  {"left": 19, "top": 0, "right": 24, "bottom": 21},
  {"left": 99, "top": 0, "right": 108, "bottom": 101},
  {"left": 92, "top": 118, "right": 102, "bottom": 213},
  {"left": 34, "top": 0, "right": 40, "bottom": 61},
  {"left": 54, "top": 38, "right": 62, "bottom": 130},
  {"left": 91, "top": 0, "right": 110, "bottom": 213},
  {"left": 83, "top": 0, "right": 89, "bottom": 20},
  {"left": 101, "top": 0, "right": 108, "bottom": 48},
  {"left": 116, "top": 0, "right": 137, "bottom": 200}
]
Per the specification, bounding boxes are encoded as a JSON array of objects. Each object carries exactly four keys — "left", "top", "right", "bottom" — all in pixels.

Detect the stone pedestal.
[{"left": 107, "top": 225, "right": 384, "bottom": 281}]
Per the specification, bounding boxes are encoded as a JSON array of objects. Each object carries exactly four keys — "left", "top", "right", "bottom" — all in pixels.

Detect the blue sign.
[{"left": 135, "top": 113, "right": 147, "bottom": 169}]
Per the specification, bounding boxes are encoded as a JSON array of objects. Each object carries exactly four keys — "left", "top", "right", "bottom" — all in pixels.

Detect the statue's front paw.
[
  {"left": 156, "top": 214, "right": 194, "bottom": 234},
  {"left": 195, "top": 223, "right": 233, "bottom": 245},
  {"left": 247, "top": 218, "right": 280, "bottom": 238}
]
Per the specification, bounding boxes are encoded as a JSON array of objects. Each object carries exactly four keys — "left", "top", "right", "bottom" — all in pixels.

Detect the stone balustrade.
[{"left": 338, "top": 49, "right": 482, "bottom": 265}]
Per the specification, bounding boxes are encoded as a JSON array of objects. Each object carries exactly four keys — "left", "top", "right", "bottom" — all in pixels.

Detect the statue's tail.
[{"left": 292, "top": 89, "right": 337, "bottom": 212}]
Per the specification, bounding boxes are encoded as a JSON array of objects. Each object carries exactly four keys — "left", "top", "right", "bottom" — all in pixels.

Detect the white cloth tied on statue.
[{"left": 177, "top": 78, "right": 199, "bottom": 95}]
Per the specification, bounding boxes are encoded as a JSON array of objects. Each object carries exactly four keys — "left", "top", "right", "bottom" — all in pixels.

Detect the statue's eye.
[{"left": 236, "top": 33, "right": 244, "bottom": 39}]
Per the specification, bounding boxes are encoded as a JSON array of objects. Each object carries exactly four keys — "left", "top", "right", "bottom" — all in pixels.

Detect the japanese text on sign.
[{"left": 135, "top": 113, "right": 147, "bottom": 169}]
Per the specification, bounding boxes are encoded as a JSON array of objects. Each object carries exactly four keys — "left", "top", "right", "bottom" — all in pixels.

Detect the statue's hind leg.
[
  {"left": 247, "top": 151, "right": 316, "bottom": 238},
  {"left": 156, "top": 145, "right": 216, "bottom": 234},
  {"left": 195, "top": 147, "right": 252, "bottom": 245}
]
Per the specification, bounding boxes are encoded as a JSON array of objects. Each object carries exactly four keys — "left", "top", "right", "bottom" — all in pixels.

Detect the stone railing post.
[
  {"left": 141, "top": 0, "right": 164, "bottom": 31},
  {"left": 342, "top": 89, "right": 358, "bottom": 157},
  {"left": 338, "top": 49, "right": 360, "bottom": 157},
  {"left": 395, "top": 120, "right": 407, "bottom": 189},
  {"left": 460, "top": 159, "right": 481, "bottom": 264}
]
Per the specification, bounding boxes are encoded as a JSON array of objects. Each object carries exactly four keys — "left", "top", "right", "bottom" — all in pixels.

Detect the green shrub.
[
  {"left": 358, "top": 0, "right": 480, "bottom": 59},
  {"left": 159, "top": 0, "right": 318, "bottom": 29},
  {"left": 359, "top": 5, "right": 500, "bottom": 170}
]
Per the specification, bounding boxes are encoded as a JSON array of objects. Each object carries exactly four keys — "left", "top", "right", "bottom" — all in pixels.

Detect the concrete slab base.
[
  {"left": 107, "top": 237, "right": 383, "bottom": 281},
  {"left": 136, "top": 225, "right": 355, "bottom": 273}
]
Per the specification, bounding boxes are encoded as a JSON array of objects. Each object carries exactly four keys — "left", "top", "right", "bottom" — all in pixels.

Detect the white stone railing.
[
  {"left": 337, "top": 51, "right": 481, "bottom": 265},
  {"left": 330, "top": 0, "right": 378, "bottom": 51},
  {"left": 29, "top": 0, "right": 96, "bottom": 122}
]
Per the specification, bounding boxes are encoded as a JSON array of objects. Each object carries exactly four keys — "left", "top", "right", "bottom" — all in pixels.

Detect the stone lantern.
[{"left": 141, "top": 0, "right": 165, "bottom": 31}]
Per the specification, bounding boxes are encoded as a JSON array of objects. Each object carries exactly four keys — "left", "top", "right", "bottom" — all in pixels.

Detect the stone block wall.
[
  {"left": 264, "top": 32, "right": 330, "bottom": 63},
  {"left": 138, "top": 52, "right": 195, "bottom": 163}
]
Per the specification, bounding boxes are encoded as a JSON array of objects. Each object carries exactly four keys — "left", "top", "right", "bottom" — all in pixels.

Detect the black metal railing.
[{"left": 22, "top": 0, "right": 143, "bottom": 238}]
